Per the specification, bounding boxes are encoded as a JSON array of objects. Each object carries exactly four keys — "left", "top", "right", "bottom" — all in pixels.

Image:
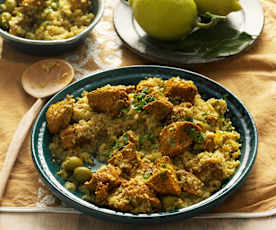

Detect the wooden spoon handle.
[{"left": 0, "top": 98, "right": 45, "bottom": 199}]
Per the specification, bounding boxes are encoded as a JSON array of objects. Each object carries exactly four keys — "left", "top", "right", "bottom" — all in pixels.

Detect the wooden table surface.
[{"left": 1, "top": 213, "right": 276, "bottom": 229}]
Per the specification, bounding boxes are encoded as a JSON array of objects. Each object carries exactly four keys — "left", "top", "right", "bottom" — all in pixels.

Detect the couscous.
[
  {"left": 0, "top": 0, "right": 94, "bottom": 40},
  {"left": 46, "top": 77, "right": 241, "bottom": 213}
]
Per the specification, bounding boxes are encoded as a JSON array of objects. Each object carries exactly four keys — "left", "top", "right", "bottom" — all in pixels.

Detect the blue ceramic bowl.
[
  {"left": 0, "top": 0, "right": 104, "bottom": 55},
  {"left": 31, "top": 65, "right": 258, "bottom": 224}
]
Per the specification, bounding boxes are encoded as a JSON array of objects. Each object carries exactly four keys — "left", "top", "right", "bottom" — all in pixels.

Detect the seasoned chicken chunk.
[
  {"left": 87, "top": 85, "right": 130, "bottom": 117},
  {"left": 192, "top": 151, "right": 225, "bottom": 192},
  {"left": 143, "top": 99, "right": 173, "bottom": 121},
  {"left": 146, "top": 156, "right": 181, "bottom": 195},
  {"left": 85, "top": 164, "right": 121, "bottom": 204},
  {"left": 176, "top": 169, "right": 204, "bottom": 196},
  {"left": 46, "top": 96, "right": 73, "bottom": 134},
  {"left": 107, "top": 178, "right": 161, "bottom": 213},
  {"left": 165, "top": 77, "right": 198, "bottom": 103},
  {"left": 108, "top": 142, "right": 139, "bottom": 174},
  {"left": 160, "top": 121, "right": 202, "bottom": 157}
]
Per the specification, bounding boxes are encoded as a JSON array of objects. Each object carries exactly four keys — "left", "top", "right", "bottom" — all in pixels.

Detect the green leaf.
[
  {"left": 156, "top": 21, "right": 255, "bottom": 59},
  {"left": 203, "top": 32, "right": 254, "bottom": 58}
]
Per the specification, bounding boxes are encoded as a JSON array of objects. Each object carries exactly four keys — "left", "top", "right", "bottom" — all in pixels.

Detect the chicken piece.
[
  {"left": 146, "top": 169, "right": 181, "bottom": 196},
  {"left": 146, "top": 156, "right": 181, "bottom": 195},
  {"left": 176, "top": 169, "right": 204, "bottom": 196},
  {"left": 193, "top": 151, "right": 224, "bottom": 192},
  {"left": 108, "top": 142, "right": 139, "bottom": 174},
  {"left": 165, "top": 77, "right": 198, "bottom": 103},
  {"left": 143, "top": 99, "right": 173, "bottom": 121},
  {"left": 85, "top": 164, "right": 121, "bottom": 204},
  {"left": 87, "top": 85, "right": 130, "bottom": 117},
  {"left": 160, "top": 121, "right": 202, "bottom": 157},
  {"left": 46, "top": 96, "right": 73, "bottom": 134},
  {"left": 107, "top": 178, "right": 161, "bottom": 213}
]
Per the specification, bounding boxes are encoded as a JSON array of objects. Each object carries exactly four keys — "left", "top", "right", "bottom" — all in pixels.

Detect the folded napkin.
[{"left": 0, "top": 0, "right": 275, "bottom": 214}]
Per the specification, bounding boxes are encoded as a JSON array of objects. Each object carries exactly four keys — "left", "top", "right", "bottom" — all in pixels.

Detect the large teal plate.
[{"left": 31, "top": 65, "right": 258, "bottom": 224}]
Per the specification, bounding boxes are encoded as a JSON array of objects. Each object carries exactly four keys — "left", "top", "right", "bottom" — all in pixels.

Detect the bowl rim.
[
  {"left": 0, "top": 0, "right": 104, "bottom": 45},
  {"left": 31, "top": 65, "right": 258, "bottom": 223}
]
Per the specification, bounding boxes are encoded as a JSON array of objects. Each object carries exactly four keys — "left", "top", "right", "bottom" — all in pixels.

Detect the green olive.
[
  {"left": 62, "top": 156, "right": 83, "bottom": 171},
  {"left": 65, "top": 181, "right": 76, "bottom": 191},
  {"left": 73, "top": 166, "right": 92, "bottom": 183},
  {"left": 3, "top": 0, "right": 16, "bottom": 12}
]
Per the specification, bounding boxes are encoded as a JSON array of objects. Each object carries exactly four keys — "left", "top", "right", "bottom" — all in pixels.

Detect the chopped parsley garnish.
[
  {"left": 112, "top": 133, "right": 129, "bottom": 151},
  {"left": 186, "top": 128, "right": 205, "bottom": 144},
  {"left": 142, "top": 87, "right": 150, "bottom": 94},
  {"left": 143, "top": 171, "right": 152, "bottom": 180},
  {"left": 123, "top": 133, "right": 129, "bottom": 144},
  {"left": 138, "top": 132, "right": 155, "bottom": 148},
  {"left": 182, "top": 116, "right": 193, "bottom": 122},
  {"left": 121, "top": 107, "right": 130, "bottom": 114},
  {"left": 139, "top": 136, "right": 145, "bottom": 146},
  {"left": 105, "top": 152, "right": 112, "bottom": 159},
  {"left": 145, "top": 132, "right": 155, "bottom": 143},
  {"left": 121, "top": 108, "right": 130, "bottom": 120},
  {"left": 132, "top": 88, "right": 156, "bottom": 112}
]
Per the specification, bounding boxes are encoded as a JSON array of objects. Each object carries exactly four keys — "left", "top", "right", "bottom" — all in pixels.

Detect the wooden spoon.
[{"left": 0, "top": 59, "right": 74, "bottom": 199}]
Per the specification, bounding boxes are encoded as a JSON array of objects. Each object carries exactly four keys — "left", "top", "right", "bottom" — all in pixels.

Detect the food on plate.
[
  {"left": 0, "top": 0, "right": 94, "bottom": 40},
  {"left": 46, "top": 77, "right": 241, "bottom": 213},
  {"left": 194, "top": 0, "right": 242, "bottom": 16}
]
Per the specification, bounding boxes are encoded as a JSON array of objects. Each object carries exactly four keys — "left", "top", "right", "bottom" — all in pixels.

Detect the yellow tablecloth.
[{"left": 0, "top": 0, "right": 276, "bottom": 214}]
